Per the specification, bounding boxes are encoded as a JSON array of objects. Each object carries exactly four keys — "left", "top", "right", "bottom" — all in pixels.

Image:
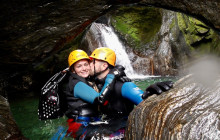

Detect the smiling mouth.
[{"left": 81, "top": 71, "right": 89, "bottom": 74}]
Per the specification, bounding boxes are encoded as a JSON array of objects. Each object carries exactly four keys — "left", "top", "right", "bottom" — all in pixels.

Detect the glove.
[
  {"left": 119, "top": 76, "right": 131, "bottom": 82},
  {"left": 109, "top": 65, "right": 131, "bottom": 82},
  {"left": 109, "top": 65, "right": 126, "bottom": 78},
  {"left": 142, "top": 81, "right": 174, "bottom": 99}
]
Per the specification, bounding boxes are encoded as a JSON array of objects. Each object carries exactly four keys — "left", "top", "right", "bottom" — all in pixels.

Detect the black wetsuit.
[
  {"left": 65, "top": 72, "right": 99, "bottom": 121},
  {"left": 95, "top": 77, "right": 144, "bottom": 119}
]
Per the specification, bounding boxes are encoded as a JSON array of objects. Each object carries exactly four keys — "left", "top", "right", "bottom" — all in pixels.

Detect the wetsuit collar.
[{"left": 70, "top": 72, "right": 89, "bottom": 84}]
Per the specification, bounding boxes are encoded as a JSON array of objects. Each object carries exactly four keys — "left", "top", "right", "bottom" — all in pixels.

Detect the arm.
[
  {"left": 121, "top": 82, "right": 144, "bottom": 105},
  {"left": 97, "top": 74, "right": 115, "bottom": 103},
  {"left": 97, "top": 65, "right": 131, "bottom": 103},
  {"left": 74, "top": 74, "right": 115, "bottom": 104},
  {"left": 74, "top": 65, "right": 130, "bottom": 104},
  {"left": 121, "top": 81, "right": 174, "bottom": 105}
]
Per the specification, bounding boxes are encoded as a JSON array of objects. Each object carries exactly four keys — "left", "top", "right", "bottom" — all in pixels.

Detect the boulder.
[{"left": 126, "top": 56, "right": 220, "bottom": 139}]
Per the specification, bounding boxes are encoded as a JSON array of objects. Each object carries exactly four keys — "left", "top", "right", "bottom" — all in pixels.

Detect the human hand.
[
  {"left": 118, "top": 76, "right": 131, "bottom": 82},
  {"left": 109, "top": 65, "right": 126, "bottom": 78},
  {"left": 142, "top": 81, "right": 174, "bottom": 99},
  {"left": 109, "top": 65, "right": 131, "bottom": 82}
]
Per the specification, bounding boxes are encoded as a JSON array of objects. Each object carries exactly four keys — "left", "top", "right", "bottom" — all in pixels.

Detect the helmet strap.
[{"left": 93, "top": 59, "right": 109, "bottom": 78}]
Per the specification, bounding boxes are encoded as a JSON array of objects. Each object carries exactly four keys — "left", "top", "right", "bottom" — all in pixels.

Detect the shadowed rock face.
[
  {"left": 0, "top": 0, "right": 220, "bottom": 139},
  {"left": 0, "top": 96, "right": 26, "bottom": 139},
  {"left": 0, "top": 0, "right": 219, "bottom": 90},
  {"left": 126, "top": 73, "right": 220, "bottom": 139},
  {"left": 0, "top": 0, "right": 219, "bottom": 75},
  {"left": 140, "top": 0, "right": 220, "bottom": 32}
]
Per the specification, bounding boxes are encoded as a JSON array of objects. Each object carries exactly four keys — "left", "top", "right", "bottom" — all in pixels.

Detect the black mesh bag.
[{"left": 38, "top": 69, "right": 68, "bottom": 120}]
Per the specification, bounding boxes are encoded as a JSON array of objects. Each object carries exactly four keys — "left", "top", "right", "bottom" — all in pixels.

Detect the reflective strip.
[{"left": 77, "top": 116, "right": 91, "bottom": 122}]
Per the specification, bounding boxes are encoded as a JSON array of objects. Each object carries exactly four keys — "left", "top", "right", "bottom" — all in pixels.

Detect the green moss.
[
  {"left": 210, "top": 32, "right": 220, "bottom": 56},
  {"left": 177, "top": 13, "right": 220, "bottom": 56},
  {"left": 169, "top": 18, "right": 175, "bottom": 30},
  {"left": 111, "top": 6, "right": 162, "bottom": 50}
]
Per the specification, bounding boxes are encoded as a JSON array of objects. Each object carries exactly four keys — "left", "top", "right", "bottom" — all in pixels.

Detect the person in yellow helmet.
[
  {"left": 68, "top": 49, "right": 91, "bottom": 78},
  {"left": 89, "top": 47, "right": 174, "bottom": 129},
  {"left": 63, "top": 49, "right": 128, "bottom": 139}
]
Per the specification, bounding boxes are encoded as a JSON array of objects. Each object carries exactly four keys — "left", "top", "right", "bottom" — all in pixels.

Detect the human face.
[
  {"left": 89, "top": 59, "right": 95, "bottom": 76},
  {"left": 89, "top": 59, "right": 108, "bottom": 77},
  {"left": 73, "top": 59, "right": 90, "bottom": 78}
]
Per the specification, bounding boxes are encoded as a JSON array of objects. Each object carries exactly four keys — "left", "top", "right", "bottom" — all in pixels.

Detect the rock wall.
[
  {"left": 0, "top": 0, "right": 220, "bottom": 139},
  {"left": 140, "top": 0, "right": 220, "bottom": 32},
  {"left": 110, "top": 7, "right": 220, "bottom": 76},
  {"left": 125, "top": 56, "right": 220, "bottom": 139},
  {"left": 0, "top": 0, "right": 219, "bottom": 92},
  {"left": 0, "top": 96, "right": 26, "bottom": 139}
]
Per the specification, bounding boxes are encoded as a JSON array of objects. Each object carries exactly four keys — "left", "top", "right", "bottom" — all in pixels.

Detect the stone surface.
[
  {"left": 0, "top": 0, "right": 220, "bottom": 138},
  {"left": 0, "top": 0, "right": 220, "bottom": 75},
  {"left": 0, "top": 95, "right": 26, "bottom": 139},
  {"left": 140, "top": 0, "right": 220, "bottom": 32},
  {"left": 125, "top": 56, "right": 220, "bottom": 139}
]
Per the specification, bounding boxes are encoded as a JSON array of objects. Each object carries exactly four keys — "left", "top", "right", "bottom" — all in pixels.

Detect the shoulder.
[
  {"left": 121, "top": 82, "right": 140, "bottom": 90},
  {"left": 114, "top": 80, "right": 134, "bottom": 91},
  {"left": 68, "top": 74, "right": 81, "bottom": 89}
]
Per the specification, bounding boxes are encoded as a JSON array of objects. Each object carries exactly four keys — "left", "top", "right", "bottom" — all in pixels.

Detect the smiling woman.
[
  {"left": 68, "top": 50, "right": 91, "bottom": 78},
  {"left": 9, "top": 76, "right": 176, "bottom": 139},
  {"left": 72, "top": 60, "right": 91, "bottom": 78},
  {"left": 1, "top": 0, "right": 220, "bottom": 139}
]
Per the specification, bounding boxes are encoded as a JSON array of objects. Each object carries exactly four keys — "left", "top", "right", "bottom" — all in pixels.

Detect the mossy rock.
[
  {"left": 176, "top": 13, "right": 220, "bottom": 56},
  {"left": 110, "top": 6, "right": 162, "bottom": 52}
]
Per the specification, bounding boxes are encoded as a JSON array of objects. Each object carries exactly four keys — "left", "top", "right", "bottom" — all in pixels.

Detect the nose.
[{"left": 82, "top": 65, "right": 87, "bottom": 70}]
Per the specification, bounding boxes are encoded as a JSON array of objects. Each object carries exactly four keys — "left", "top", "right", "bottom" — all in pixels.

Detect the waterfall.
[{"left": 88, "top": 23, "right": 151, "bottom": 79}]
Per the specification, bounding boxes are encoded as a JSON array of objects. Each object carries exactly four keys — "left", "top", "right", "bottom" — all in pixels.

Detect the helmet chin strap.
[{"left": 93, "top": 59, "right": 109, "bottom": 78}]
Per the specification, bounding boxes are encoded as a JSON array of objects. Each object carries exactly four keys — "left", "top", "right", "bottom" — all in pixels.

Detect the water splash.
[{"left": 90, "top": 23, "right": 153, "bottom": 79}]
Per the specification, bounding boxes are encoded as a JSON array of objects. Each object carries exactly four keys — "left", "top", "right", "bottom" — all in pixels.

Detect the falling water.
[{"left": 89, "top": 23, "right": 151, "bottom": 79}]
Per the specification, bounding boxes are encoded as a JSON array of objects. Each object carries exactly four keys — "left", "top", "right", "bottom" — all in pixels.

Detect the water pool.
[{"left": 10, "top": 76, "right": 178, "bottom": 139}]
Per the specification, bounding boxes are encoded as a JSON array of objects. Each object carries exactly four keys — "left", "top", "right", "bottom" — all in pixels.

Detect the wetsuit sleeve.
[
  {"left": 98, "top": 74, "right": 115, "bottom": 103},
  {"left": 74, "top": 74, "right": 115, "bottom": 104},
  {"left": 74, "top": 82, "right": 99, "bottom": 104},
  {"left": 121, "top": 82, "right": 144, "bottom": 105}
]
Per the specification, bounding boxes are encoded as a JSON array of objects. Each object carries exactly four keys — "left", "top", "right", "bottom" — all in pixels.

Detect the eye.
[
  {"left": 76, "top": 65, "right": 82, "bottom": 68},
  {"left": 84, "top": 63, "right": 89, "bottom": 66}
]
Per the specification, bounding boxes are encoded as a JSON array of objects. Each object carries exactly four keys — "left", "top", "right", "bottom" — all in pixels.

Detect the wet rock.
[
  {"left": 0, "top": 0, "right": 219, "bottom": 139},
  {"left": 126, "top": 68, "right": 220, "bottom": 139},
  {"left": 140, "top": 0, "right": 220, "bottom": 32},
  {"left": 0, "top": 0, "right": 220, "bottom": 76},
  {"left": 0, "top": 0, "right": 220, "bottom": 91},
  {"left": 153, "top": 10, "right": 184, "bottom": 76},
  {"left": 0, "top": 95, "right": 26, "bottom": 139}
]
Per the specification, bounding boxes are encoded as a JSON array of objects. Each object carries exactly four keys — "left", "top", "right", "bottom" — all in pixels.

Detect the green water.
[
  {"left": 9, "top": 77, "right": 178, "bottom": 139},
  {"left": 133, "top": 76, "right": 178, "bottom": 90},
  {"left": 10, "top": 96, "right": 68, "bottom": 139}
]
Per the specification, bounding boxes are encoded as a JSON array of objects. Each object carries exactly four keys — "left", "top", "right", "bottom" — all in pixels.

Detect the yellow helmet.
[
  {"left": 68, "top": 50, "right": 90, "bottom": 68},
  {"left": 90, "top": 47, "right": 116, "bottom": 66}
]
